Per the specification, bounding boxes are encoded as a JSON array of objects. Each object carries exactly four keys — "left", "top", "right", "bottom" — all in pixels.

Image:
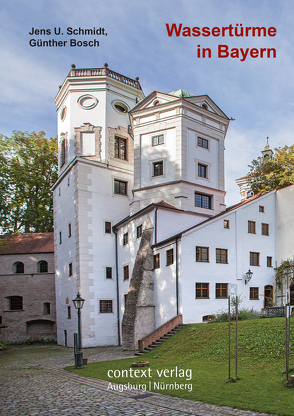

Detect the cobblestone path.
[{"left": 0, "top": 345, "right": 273, "bottom": 416}]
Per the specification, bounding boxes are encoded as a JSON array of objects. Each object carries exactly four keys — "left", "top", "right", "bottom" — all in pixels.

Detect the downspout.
[
  {"left": 176, "top": 237, "right": 179, "bottom": 316},
  {"left": 154, "top": 207, "right": 158, "bottom": 244},
  {"left": 114, "top": 230, "right": 121, "bottom": 345}
]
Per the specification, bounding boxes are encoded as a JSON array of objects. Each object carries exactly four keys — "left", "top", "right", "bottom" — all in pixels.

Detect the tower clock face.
[{"left": 60, "top": 106, "right": 67, "bottom": 121}]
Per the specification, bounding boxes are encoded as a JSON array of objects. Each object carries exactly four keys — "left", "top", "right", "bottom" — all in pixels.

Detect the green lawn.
[{"left": 65, "top": 318, "right": 294, "bottom": 416}]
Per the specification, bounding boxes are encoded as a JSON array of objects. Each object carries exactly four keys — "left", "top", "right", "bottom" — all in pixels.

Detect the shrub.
[{"left": 210, "top": 308, "right": 265, "bottom": 323}]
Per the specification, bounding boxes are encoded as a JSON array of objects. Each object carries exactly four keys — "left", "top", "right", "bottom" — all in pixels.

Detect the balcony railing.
[{"left": 69, "top": 66, "right": 142, "bottom": 90}]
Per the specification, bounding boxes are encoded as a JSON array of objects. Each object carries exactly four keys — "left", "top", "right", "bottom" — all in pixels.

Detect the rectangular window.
[
  {"left": 248, "top": 221, "right": 256, "bottom": 234},
  {"left": 195, "top": 192, "right": 211, "bottom": 209},
  {"left": 68, "top": 263, "right": 73, "bottom": 276},
  {"left": 166, "top": 249, "right": 174, "bottom": 266},
  {"left": 137, "top": 224, "right": 143, "bottom": 238},
  {"left": 123, "top": 265, "right": 129, "bottom": 280},
  {"left": 68, "top": 223, "right": 72, "bottom": 238},
  {"left": 250, "top": 287, "right": 259, "bottom": 300},
  {"left": 216, "top": 248, "right": 228, "bottom": 264},
  {"left": 197, "top": 137, "right": 208, "bottom": 149},
  {"left": 123, "top": 232, "right": 128, "bottom": 246},
  {"left": 267, "top": 256, "right": 272, "bottom": 267},
  {"left": 105, "top": 221, "right": 112, "bottom": 234},
  {"left": 43, "top": 303, "right": 50, "bottom": 315},
  {"left": 100, "top": 300, "right": 113, "bottom": 313},
  {"left": 114, "top": 136, "right": 127, "bottom": 160},
  {"left": 250, "top": 252, "right": 260, "bottom": 266},
  {"left": 9, "top": 296, "right": 23, "bottom": 310},
  {"left": 216, "top": 283, "right": 228, "bottom": 298},
  {"left": 114, "top": 179, "right": 127, "bottom": 195},
  {"left": 153, "top": 161, "right": 164, "bottom": 177},
  {"left": 59, "top": 231, "right": 62, "bottom": 244},
  {"left": 152, "top": 134, "right": 164, "bottom": 146},
  {"left": 196, "top": 283, "right": 209, "bottom": 299},
  {"left": 106, "top": 267, "right": 112, "bottom": 279},
  {"left": 153, "top": 254, "right": 160, "bottom": 269},
  {"left": 198, "top": 163, "right": 207, "bottom": 178},
  {"left": 67, "top": 306, "right": 71, "bottom": 319},
  {"left": 224, "top": 220, "right": 229, "bottom": 229},
  {"left": 262, "top": 223, "right": 269, "bottom": 236},
  {"left": 196, "top": 246, "right": 209, "bottom": 262},
  {"left": 259, "top": 205, "right": 265, "bottom": 213}
]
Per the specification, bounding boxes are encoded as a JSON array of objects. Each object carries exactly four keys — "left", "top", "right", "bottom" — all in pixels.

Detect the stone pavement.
[{"left": 0, "top": 345, "right": 274, "bottom": 416}]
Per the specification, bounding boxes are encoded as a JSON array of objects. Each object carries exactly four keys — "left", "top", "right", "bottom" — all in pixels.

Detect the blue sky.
[{"left": 1, "top": 0, "right": 294, "bottom": 206}]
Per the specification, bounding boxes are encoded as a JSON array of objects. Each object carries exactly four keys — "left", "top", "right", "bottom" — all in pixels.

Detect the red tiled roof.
[
  {"left": 0, "top": 233, "right": 54, "bottom": 255},
  {"left": 154, "top": 200, "right": 178, "bottom": 209}
]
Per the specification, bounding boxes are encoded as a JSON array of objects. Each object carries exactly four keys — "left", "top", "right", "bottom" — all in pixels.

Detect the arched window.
[
  {"left": 14, "top": 262, "right": 24, "bottom": 273},
  {"left": 9, "top": 296, "right": 23, "bottom": 310},
  {"left": 38, "top": 260, "right": 48, "bottom": 273}
]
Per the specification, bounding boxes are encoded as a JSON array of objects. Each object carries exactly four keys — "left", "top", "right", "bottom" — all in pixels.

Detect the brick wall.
[{"left": 138, "top": 314, "right": 182, "bottom": 351}]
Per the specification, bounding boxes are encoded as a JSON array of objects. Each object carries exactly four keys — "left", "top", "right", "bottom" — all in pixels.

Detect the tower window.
[
  {"left": 68, "top": 223, "right": 72, "bottom": 237},
  {"left": 105, "top": 221, "right": 112, "bottom": 234},
  {"left": 114, "top": 179, "right": 127, "bottom": 195},
  {"left": 106, "top": 267, "right": 112, "bottom": 279},
  {"left": 153, "top": 161, "right": 164, "bottom": 177},
  {"left": 68, "top": 263, "right": 73, "bottom": 276},
  {"left": 197, "top": 137, "right": 208, "bottom": 149},
  {"left": 195, "top": 193, "right": 211, "bottom": 209},
  {"left": 224, "top": 220, "right": 229, "bottom": 229},
  {"left": 198, "top": 163, "right": 207, "bottom": 178},
  {"left": 152, "top": 134, "right": 164, "bottom": 146},
  {"left": 100, "top": 300, "right": 113, "bottom": 313},
  {"left": 114, "top": 136, "right": 127, "bottom": 160}
]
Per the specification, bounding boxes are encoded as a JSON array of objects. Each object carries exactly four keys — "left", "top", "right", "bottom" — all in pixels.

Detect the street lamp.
[
  {"left": 72, "top": 292, "right": 85, "bottom": 369},
  {"left": 245, "top": 269, "right": 253, "bottom": 285}
]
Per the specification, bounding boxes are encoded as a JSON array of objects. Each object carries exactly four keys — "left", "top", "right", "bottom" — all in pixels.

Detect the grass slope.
[{"left": 66, "top": 318, "right": 294, "bottom": 416}]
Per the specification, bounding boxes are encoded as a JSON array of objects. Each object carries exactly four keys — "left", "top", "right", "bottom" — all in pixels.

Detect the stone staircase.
[{"left": 134, "top": 323, "right": 187, "bottom": 356}]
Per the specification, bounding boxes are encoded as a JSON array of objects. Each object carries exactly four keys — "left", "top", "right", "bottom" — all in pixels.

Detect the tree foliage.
[
  {"left": 248, "top": 145, "right": 294, "bottom": 194},
  {"left": 0, "top": 131, "right": 58, "bottom": 233}
]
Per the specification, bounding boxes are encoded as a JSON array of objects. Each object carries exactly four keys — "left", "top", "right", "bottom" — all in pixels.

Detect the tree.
[
  {"left": 248, "top": 145, "right": 294, "bottom": 194},
  {"left": 0, "top": 131, "right": 58, "bottom": 233}
]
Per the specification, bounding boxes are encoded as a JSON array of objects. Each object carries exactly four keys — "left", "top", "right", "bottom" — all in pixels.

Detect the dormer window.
[{"left": 202, "top": 103, "right": 208, "bottom": 110}]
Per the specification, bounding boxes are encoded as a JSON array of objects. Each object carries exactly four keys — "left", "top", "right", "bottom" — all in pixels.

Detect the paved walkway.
[{"left": 0, "top": 345, "right": 273, "bottom": 416}]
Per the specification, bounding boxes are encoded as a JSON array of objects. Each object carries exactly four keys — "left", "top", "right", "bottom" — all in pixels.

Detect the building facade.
[
  {"left": 0, "top": 233, "right": 56, "bottom": 342},
  {"left": 54, "top": 65, "right": 290, "bottom": 350}
]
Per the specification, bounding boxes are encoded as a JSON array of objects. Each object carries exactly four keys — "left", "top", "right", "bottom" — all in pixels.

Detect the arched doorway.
[{"left": 264, "top": 285, "right": 273, "bottom": 308}]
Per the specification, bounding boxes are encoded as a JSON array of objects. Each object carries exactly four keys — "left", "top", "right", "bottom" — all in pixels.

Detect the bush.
[{"left": 210, "top": 308, "right": 265, "bottom": 323}]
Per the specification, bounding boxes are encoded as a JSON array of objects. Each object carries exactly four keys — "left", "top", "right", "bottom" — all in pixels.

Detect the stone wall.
[{"left": 122, "top": 218, "right": 155, "bottom": 350}]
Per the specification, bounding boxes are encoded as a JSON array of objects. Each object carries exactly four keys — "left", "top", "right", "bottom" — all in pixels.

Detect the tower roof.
[{"left": 168, "top": 89, "right": 194, "bottom": 98}]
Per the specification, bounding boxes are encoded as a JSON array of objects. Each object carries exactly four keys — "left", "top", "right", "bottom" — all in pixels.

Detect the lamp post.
[
  {"left": 245, "top": 269, "right": 253, "bottom": 285},
  {"left": 72, "top": 292, "right": 85, "bottom": 369}
]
